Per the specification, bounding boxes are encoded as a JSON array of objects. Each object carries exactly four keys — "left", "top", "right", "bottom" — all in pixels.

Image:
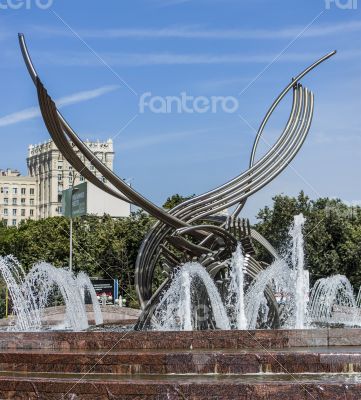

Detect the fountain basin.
[
  {"left": 0, "top": 305, "right": 141, "bottom": 330},
  {"left": 0, "top": 329, "right": 361, "bottom": 398}
]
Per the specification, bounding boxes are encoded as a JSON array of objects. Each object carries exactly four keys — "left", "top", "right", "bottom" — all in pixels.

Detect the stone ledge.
[{"left": 0, "top": 374, "right": 360, "bottom": 399}]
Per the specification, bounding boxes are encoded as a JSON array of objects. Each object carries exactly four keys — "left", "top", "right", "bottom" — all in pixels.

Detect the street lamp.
[
  {"left": 69, "top": 186, "right": 79, "bottom": 272},
  {"left": 125, "top": 178, "right": 134, "bottom": 214}
]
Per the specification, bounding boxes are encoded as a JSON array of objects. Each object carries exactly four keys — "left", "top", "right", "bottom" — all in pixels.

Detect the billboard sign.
[
  {"left": 87, "top": 279, "right": 119, "bottom": 305},
  {"left": 62, "top": 182, "right": 87, "bottom": 217}
]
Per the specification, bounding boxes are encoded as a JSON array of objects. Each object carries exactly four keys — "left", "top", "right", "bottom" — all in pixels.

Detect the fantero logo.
[
  {"left": 0, "top": 0, "right": 53, "bottom": 10},
  {"left": 325, "top": 0, "right": 358, "bottom": 9}
]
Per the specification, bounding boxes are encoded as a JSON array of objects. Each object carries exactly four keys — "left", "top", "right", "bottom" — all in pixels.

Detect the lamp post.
[
  {"left": 69, "top": 186, "right": 79, "bottom": 272},
  {"left": 125, "top": 178, "right": 134, "bottom": 214}
]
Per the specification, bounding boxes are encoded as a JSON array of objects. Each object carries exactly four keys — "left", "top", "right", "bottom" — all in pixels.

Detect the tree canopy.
[
  {"left": 255, "top": 191, "right": 361, "bottom": 287},
  {"left": 163, "top": 194, "right": 195, "bottom": 209},
  {"left": 0, "top": 211, "right": 154, "bottom": 309},
  {"left": 1, "top": 192, "right": 361, "bottom": 318}
]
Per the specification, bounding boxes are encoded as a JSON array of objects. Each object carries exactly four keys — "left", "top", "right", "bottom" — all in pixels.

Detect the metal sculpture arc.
[{"left": 18, "top": 33, "right": 336, "bottom": 329}]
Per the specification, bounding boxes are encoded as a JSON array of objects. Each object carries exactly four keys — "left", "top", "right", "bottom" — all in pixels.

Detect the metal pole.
[
  {"left": 69, "top": 214, "right": 73, "bottom": 272},
  {"left": 69, "top": 185, "right": 78, "bottom": 272},
  {"left": 69, "top": 187, "right": 73, "bottom": 272}
]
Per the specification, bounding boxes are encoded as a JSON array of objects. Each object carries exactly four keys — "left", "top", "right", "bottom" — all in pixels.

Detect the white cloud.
[
  {"left": 36, "top": 49, "right": 360, "bottom": 67},
  {"left": 56, "top": 85, "right": 119, "bottom": 107},
  {"left": 32, "top": 20, "right": 361, "bottom": 40},
  {"left": 0, "top": 85, "right": 119, "bottom": 128}
]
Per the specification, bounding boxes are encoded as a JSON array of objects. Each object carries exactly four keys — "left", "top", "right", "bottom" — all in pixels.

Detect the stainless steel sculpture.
[{"left": 18, "top": 34, "right": 336, "bottom": 329}]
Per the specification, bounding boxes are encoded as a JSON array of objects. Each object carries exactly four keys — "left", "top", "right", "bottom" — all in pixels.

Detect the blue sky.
[{"left": 0, "top": 0, "right": 360, "bottom": 220}]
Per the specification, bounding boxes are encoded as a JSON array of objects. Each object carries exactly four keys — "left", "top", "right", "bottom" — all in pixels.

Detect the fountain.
[
  {"left": 245, "top": 259, "right": 289, "bottom": 329},
  {"left": 17, "top": 33, "right": 339, "bottom": 332},
  {"left": 2, "top": 35, "right": 361, "bottom": 398},
  {"left": 289, "top": 214, "right": 309, "bottom": 329},
  {"left": 226, "top": 244, "right": 248, "bottom": 329},
  {"left": 0, "top": 258, "right": 102, "bottom": 331},
  {"left": 309, "top": 275, "right": 359, "bottom": 326},
  {"left": 76, "top": 272, "right": 103, "bottom": 326},
  {"left": 25, "top": 262, "right": 89, "bottom": 331},
  {"left": 149, "top": 212, "right": 361, "bottom": 332},
  {"left": 0, "top": 256, "right": 41, "bottom": 331},
  {"left": 152, "top": 262, "right": 230, "bottom": 331}
]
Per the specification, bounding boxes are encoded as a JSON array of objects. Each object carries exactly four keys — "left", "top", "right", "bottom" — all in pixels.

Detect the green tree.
[
  {"left": 254, "top": 192, "right": 361, "bottom": 288},
  {"left": 0, "top": 211, "right": 154, "bottom": 309},
  {"left": 163, "top": 194, "right": 195, "bottom": 209}
]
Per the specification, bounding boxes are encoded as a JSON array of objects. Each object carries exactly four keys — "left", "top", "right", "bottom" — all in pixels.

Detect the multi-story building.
[
  {"left": 27, "top": 139, "right": 115, "bottom": 218},
  {"left": 0, "top": 169, "right": 37, "bottom": 227}
]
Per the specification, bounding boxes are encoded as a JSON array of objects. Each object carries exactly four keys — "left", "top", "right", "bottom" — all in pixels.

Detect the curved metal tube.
[
  {"left": 19, "top": 33, "right": 190, "bottom": 230},
  {"left": 250, "top": 229, "right": 280, "bottom": 260},
  {"left": 135, "top": 87, "right": 313, "bottom": 305},
  {"left": 187, "top": 89, "right": 313, "bottom": 221},
  {"left": 249, "top": 50, "right": 336, "bottom": 167},
  {"left": 233, "top": 50, "right": 335, "bottom": 217},
  {"left": 134, "top": 86, "right": 303, "bottom": 300},
  {"left": 18, "top": 33, "right": 334, "bottom": 327}
]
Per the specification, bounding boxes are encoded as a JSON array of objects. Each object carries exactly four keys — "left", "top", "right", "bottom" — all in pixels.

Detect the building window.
[
  {"left": 58, "top": 165, "right": 63, "bottom": 170},
  {"left": 21, "top": 198, "right": 26, "bottom": 205},
  {"left": 21, "top": 209, "right": 26, "bottom": 217},
  {"left": 21, "top": 188, "right": 26, "bottom": 195},
  {"left": 12, "top": 198, "right": 17, "bottom": 205},
  {"left": 3, "top": 219, "right": 7, "bottom": 226},
  {"left": 12, "top": 219, "right": 17, "bottom": 226},
  {"left": 1, "top": 187, "right": 9, "bottom": 194},
  {"left": 58, "top": 174, "right": 62, "bottom": 181},
  {"left": 30, "top": 199, "right": 35, "bottom": 206},
  {"left": 4, "top": 198, "right": 8, "bottom": 205},
  {"left": 12, "top": 209, "right": 17, "bottom": 216},
  {"left": 69, "top": 177, "right": 73, "bottom": 183},
  {"left": 56, "top": 206, "right": 62, "bottom": 214},
  {"left": 12, "top": 188, "right": 18, "bottom": 195},
  {"left": 30, "top": 188, "right": 35, "bottom": 195},
  {"left": 80, "top": 176, "right": 84, "bottom": 182},
  {"left": 58, "top": 194, "right": 62, "bottom": 203},
  {"left": 30, "top": 209, "right": 34, "bottom": 217},
  {"left": 3, "top": 209, "right": 8, "bottom": 216}
]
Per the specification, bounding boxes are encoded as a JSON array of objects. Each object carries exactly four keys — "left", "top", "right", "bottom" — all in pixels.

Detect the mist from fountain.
[
  {"left": 226, "top": 244, "right": 247, "bottom": 329},
  {"left": 25, "top": 262, "right": 89, "bottom": 331},
  {"left": 151, "top": 213, "right": 361, "bottom": 331},
  {"left": 76, "top": 272, "right": 103, "bottom": 326},
  {"left": 152, "top": 262, "right": 230, "bottom": 331},
  {"left": 0, "top": 256, "right": 41, "bottom": 331},
  {"left": 0, "top": 257, "right": 102, "bottom": 331},
  {"left": 4, "top": 211, "right": 361, "bottom": 332},
  {"left": 245, "top": 259, "right": 289, "bottom": 329},
  {"left": 309, "top": 275, "right": 360, "bottom": 326},
  {"left": 289, "top": 214, "right": 309, "bottom": 329}
]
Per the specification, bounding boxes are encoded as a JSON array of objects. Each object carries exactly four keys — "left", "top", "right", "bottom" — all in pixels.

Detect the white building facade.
[
  {"left": 27, "top": 139, "right": 115, "bottom": 218},
  {"left": 0, "top": 169, "right": 37, "bottom": 227},
  {"left": 0, "top": 139, "right": 130, "bottom": 227}
]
